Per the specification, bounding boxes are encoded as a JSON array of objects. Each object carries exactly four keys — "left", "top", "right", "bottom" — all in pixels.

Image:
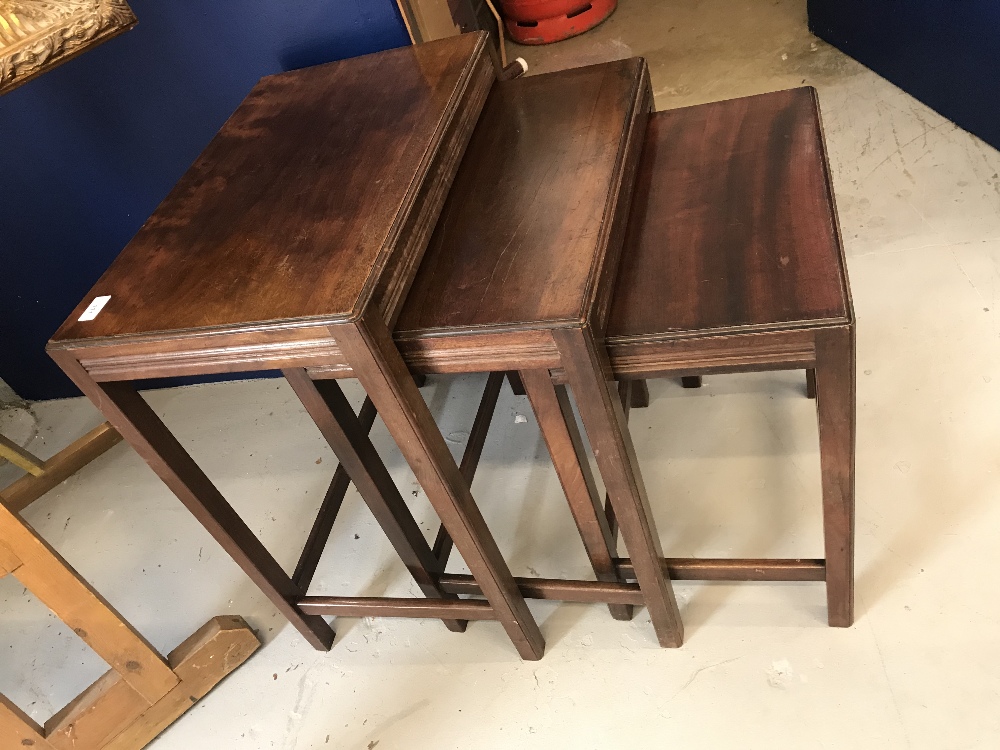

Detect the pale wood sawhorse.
[{"left": 1, "top": 428, "right": 260, "bottom": 749}]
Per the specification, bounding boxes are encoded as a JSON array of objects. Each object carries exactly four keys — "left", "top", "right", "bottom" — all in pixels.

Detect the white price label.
[{"left": 78, "top": 295, "right": 111, "bottom": 322}]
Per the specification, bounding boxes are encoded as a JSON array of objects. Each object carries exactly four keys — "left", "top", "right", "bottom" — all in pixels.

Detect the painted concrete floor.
[{"left": 4, "top": 0, "right": 1000, "bottom": 747}]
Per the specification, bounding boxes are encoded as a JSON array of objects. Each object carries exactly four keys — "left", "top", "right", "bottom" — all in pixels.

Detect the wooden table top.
[
  {"left": 396, "top": 58, "right": 651, "bottom": 338},
  {"left": 607, "top": 87, "right": 850, "bottom": 342},
  {"left": 51, "top": 32, "right": 492, "bottom": 348}
]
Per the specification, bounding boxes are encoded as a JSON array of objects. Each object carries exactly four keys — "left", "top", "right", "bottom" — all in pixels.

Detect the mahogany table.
[
  {"left": 47, "top": 33, "right": 552, "bottom": 660},
  {"left": 324, "top": 87, "right": 854, "bottom": 632},
  {"left": 594, "top": 87, "right": 856, "bottom": 625},
  {"left": 541, "top": 87, "right": 855, "bottom": 625},
  {"left": 308, "top": 58, "right": 685, "bottom": 649}
]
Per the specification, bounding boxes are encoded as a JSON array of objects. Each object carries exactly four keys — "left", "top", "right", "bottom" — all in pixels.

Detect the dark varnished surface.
[
  {"left": 542, "top": 88, "right": 855, "bottom": 627},
  {"left": 52, "top": 33, "right": 491, "bottom": 345},
  {"left": 45, "top": 35, "right": 558, "bottom": 657},
  {"left": 607, "top": 87, "right": 849, "bottom": 342},
  {"left": 393, "top": 57, "right": 686, "bottom": 649},
  {"left": 52, "top": 58, "right": 649, "bottom": 382},
  {"left": 397, "top": 58, "right": 651, "bottom": 336}
]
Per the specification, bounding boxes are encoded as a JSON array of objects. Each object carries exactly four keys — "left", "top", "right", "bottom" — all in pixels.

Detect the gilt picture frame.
[{"left": 0, "top": 0, "right": 136, "bottom": 95}]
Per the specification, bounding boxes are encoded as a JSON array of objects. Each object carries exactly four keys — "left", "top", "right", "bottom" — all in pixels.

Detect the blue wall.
[
  {"left": 809, "top": 0, "right": 1000, "bottom": 151},
  {"left": 0, "top": 1, "right": 409, "bottom": 400}
]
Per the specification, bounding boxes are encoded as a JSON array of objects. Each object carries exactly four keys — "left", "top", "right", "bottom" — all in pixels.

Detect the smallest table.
[{"left": 552, "top": 86, "right": 856, "bottom": 625}]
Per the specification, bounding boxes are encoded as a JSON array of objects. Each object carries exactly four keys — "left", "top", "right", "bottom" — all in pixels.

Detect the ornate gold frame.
[{"left": 0, "top": 0, "right": 136, "bottom": 95}]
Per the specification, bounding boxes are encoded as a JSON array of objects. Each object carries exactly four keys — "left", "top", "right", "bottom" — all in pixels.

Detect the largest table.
[{"left": 45, "top": 33, "right": 556, "bottom": 660}]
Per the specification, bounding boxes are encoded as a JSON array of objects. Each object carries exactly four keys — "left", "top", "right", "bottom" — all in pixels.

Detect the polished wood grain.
[
  {"left": 389, "top": 59, "right": 687, "bottom": 648},
  {"left": 336, "top": 316, "right": 545, "bottom": 660},
  {"left": 608, "top": 86, "right": 849, "bottom": 342},
  {"left": 601, "top": 380, "right": 633, "bottom": 546},
  {"left": 519, "top": 368, "right": 633, "bottom": 621},
  {"left": 316, "top": 85, "right": 852, "bottom": 633},
  {"left": 47, "top": 35, "right": 559, "bottom": 658},
  {"left": 52, "top": 32, "right": 493, "bottom": 345},
  {"left": 283, "top": 368, "right": 467, "bottom": 633},
  {"left": 281, "top": 374, "right": 504, "bottom": 594},
  {"left": 541, "top": 89, "right": 856, "bottom": 627},
  {"left": 609, "top": 91, "right": 853, "bottom": 624},
  {"left": 311, "top": 88, "right": 852, "bottom": 630},
  {"left": 291, "top": 396, "right": 378, "bottom": 592},
  {"left": 50, "top": 348, "right": 336, "bottom": 651},
  {"left": 298, "top": 596, "right": 495, "bottom": 620},
  {"left": 397, "top": 56, "right": 650, "bottom": 337},
  {"left": 554, "top": 327, "right": 684, "bottom": 647},
  {"left": 615, "top": 557, "right": 827, "bottom": 582},
  {"left": 814, "top": 326, "right": 855, "bottom": 626},
  {"left": 432, "top": 371, "right": 506, "bottom": 565},
  {"left": 436, "top": 559, "right": 825, "bottom": 595},
  {"left": 438, "top": 574, "right": 645, "bottom": 605}
]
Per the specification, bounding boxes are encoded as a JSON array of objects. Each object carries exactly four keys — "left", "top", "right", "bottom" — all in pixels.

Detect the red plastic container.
[{"left": 502, "top": 0, "right": 617, "bottom": 45}]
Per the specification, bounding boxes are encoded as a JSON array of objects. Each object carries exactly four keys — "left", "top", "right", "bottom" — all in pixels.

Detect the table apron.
[{"left": 553, "top": 328, "right": 821, "bottom": 382}]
